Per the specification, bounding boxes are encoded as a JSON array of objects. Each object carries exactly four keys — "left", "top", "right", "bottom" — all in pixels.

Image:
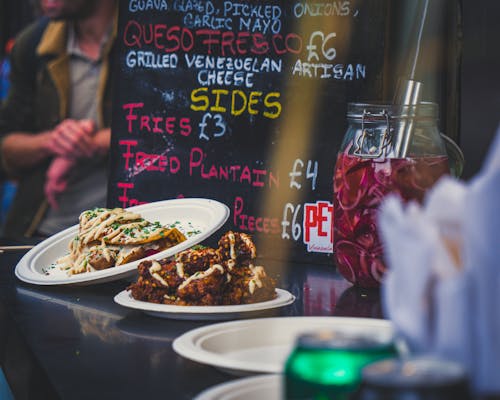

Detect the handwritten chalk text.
[
  {"left": 120, "top": 140, "right": 181, "bottom": 176},
  {"left": 185, "top": 54, "right": 282, "bottom": 88},
  {"left": 117, "top": 182, "right": 147, "bottom": 208},
  {"left": 198, "top": 112, "right": 227, "bottom": 141},
  {"left": 289, "top": 159, "right": 318, "bottom": 191},
  {"left": 128, "top": 0, "right": 168, "bottom": 12},
  {"left": 293, "top": 1, "right": 350, "bottom": 18},
  {"left": 238, "top": 17, "right": 281, "bottom": 35},
  {"left": 183, "top": 13, "right": 233, "bottom": 30},
  {"left": 123, "top": 102, "right": 192, "bottom": 136},
  {"left": 190, "top": 88, "right": 282, "bottom": 119},
  {"left": 189, "top": 147, "right": 279, "bottom": 188},
  {"left": 234, "top": 196, "right": 281, "bottom": 234},
  {"left": 222, "top": 2, "right": 282, "bottom": 19},
  {"left": 185, "top": 54, "right": 282, "bottom": 73},
  {"left": 172, "top": 0, "right": 215, "bottom": 14},
  {"left": 125, "top": 51, "right": 178, "bottom": 69},
  {"left": 292, "top": 61, "right": 366, "bottom": 80},
  {"left": 123, "top": 22, "right": 302, "bottom": 56}
]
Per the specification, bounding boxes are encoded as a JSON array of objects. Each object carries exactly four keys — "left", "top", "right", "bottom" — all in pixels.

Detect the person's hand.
[
  {"left": 44, "top": 156, "right": 76, "bottom": 209},
  {"left": 93, "top": 128, "right": 111, "bottom": 155},
  {"left": 45, "top": 119, "right": 96, "bottom": 159}
]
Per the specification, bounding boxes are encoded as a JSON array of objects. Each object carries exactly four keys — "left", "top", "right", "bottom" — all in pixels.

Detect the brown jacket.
[{"left": 0, "top": 18, "right": 114, "bottom": 238}]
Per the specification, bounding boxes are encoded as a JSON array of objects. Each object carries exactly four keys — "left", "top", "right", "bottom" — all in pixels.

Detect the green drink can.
[{"left": 284, "top": 329, "right": 398, "bottom": 400}]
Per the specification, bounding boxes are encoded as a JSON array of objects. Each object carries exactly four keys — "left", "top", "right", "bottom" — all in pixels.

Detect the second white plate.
[
  {"left": 173, "top": 316, "right": 394, "bottom": 375},
  {"left": 114, "top": 289, "right": 295, "bottom": 320}
]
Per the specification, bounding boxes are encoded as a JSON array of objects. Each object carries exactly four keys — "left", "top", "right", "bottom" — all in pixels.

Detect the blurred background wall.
[
  {"left": 0, "top": 0, "right": 38, "bottom": 59},
  {"left": 460, "top": 0, "right": 500, "bottom": 180}
]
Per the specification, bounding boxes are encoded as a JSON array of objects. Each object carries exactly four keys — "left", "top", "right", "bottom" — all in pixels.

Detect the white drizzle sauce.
[
  {"left": 149, "top": 261, "right": 169, "bottom": 287},
  {"left": 176, "top": 262, "right": 185, "bottom": 278},
  {"left": 100, "top": 239, "right": 112, "bottom": 262},
  {"left": 178, "top": 264, "right": 224, "bottom": 290},
  {"left": 228, "top": 232, "right": 236, "bottom": 260},
  {"left": 149, "top": 261, "right": 162, "bottom": 274},
  {"left": 80, "top": 211, "right": 142, "bottom": 245},
  {"left": 248, "top": 264, "right": 265, "bottom": 294},
  {"left": 226, "top": 259, "right": 235, "bottom": 271},
  {"left": 241, "top": 234, "right": 257, "bottom": 259}
]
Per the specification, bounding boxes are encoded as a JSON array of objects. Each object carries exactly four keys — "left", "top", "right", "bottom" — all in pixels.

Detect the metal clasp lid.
[{"left": 353, "top": 109, "right": 393, "bottom": 158}]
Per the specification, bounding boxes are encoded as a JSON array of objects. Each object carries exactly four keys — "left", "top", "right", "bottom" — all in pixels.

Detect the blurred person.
[
  {"left": 0, "top": 39, "right": 15, "bottom": 100},
  {"left": 0, "top": 0, "right": 117, "bottom": 238},
  {"left": 0, "top": 39, "right": 18, "bottom": 229}
]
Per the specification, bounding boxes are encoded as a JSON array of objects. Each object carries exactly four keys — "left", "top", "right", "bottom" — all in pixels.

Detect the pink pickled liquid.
[{"left": 332, "top": 153, "right": 450, "bottom": 288}]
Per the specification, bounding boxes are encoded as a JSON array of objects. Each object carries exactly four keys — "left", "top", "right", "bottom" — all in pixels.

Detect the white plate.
[
  {"left": 173, "top": 316, "right": 394, "bottom": 375},
  {"left": 15, "top": 198, "right": 229, "bottom": 286},
  {"left": 114, "top": 289, "right": 295, "bottom": 320},
  {"left": 195, "top": 375, "right": 282, "bottom": 400}
]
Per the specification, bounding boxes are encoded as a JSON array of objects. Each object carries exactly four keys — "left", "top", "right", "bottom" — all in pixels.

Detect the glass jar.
[{"left": 332, "top": 102, "right": 463, "bottom": 288}]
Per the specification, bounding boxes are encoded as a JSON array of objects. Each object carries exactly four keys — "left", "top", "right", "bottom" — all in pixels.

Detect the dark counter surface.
[{"left": 0, "top": 241, "right": 383, "bottom": 400}]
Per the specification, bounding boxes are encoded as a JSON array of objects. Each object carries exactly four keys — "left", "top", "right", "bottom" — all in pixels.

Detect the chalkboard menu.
[{"left": 108, "top": 0, "right": 389, "bottom": 264}]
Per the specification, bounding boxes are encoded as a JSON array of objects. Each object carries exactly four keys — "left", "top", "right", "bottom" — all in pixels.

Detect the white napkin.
[{"left": 378, "top": 128, "right": 500, "bottom": 395}]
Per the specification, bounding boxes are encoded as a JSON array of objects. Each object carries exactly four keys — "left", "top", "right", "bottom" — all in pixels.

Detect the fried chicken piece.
[
  {"left": 128, "top": 259, "right": 183, "bottom": 303},
  {"left": 176, "top": 264, "right": 226, "bottom": 305},
  {"left": 217, "top": 231, "right": 256, "bottom": 266},
  {"left": 223, "top": 264, "right": 277, "bottom": 305},
  {"left": 129, "top": 280, "right": 169, "bottom": 304},
  {"left": 175, "top": 247, "right": 221, "bottom": 275}
]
